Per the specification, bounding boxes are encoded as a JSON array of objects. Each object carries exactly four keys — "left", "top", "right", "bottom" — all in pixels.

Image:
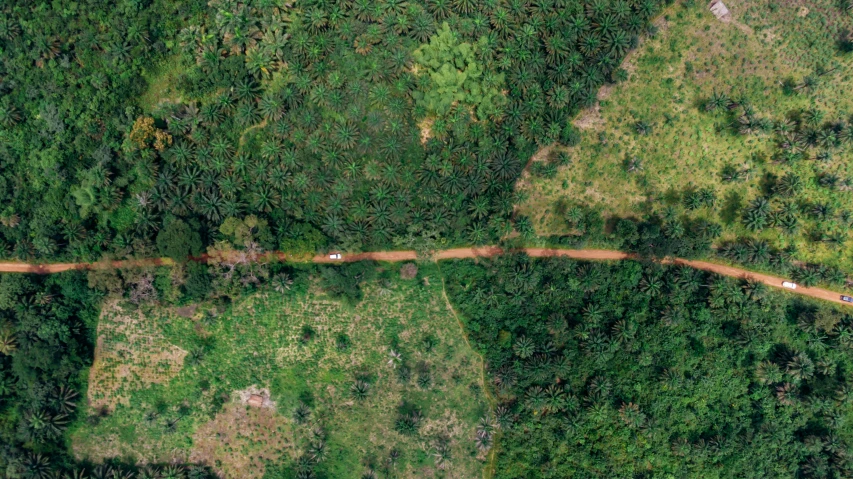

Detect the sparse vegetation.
[
  {"left": 519, "top": 0, "right": 853, "bottom": 278},
  {"left": 69, "top": 263, "right": 487, "bottom": 478}
]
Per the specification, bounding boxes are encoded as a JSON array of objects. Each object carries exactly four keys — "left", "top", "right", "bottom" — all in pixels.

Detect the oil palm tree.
[{"left": 0, "top": 327, "right": 17, "bottom": 355}]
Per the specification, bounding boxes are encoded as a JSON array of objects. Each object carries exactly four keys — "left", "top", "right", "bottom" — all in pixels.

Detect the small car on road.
[
  {"left": 329, "top": 253, "right": 342, "bottom": 260},
  {"left": 782, "top": 281, "right": 797, "bottom": 289},
  {"left": 842, "top": 295, "right": 853, "bottom": 303}
]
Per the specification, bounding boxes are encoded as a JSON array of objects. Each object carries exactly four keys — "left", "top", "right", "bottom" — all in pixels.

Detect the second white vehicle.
[
  {"left": 782, "top": 281, "right": 797, "bottom": 289},
  {"left": 329, "top": 253, "right": 342, "bottom": 260}
]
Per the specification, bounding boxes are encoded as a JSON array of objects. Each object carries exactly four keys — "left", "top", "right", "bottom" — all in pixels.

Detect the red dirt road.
[{"left": 0, "top": 247, "right": 849, "bottom": 307}]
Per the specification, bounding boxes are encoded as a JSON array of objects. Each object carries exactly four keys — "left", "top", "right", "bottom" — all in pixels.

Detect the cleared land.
[
  {"left": 69, "top": 263, "right": 489, "bottom": 478},
  {"left": 517, "top": 0, "right": 853, "bottom": 270}
]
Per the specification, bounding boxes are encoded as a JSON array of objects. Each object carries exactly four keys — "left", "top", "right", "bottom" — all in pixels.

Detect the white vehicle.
[
  {"left": 329, "top": 253, "right": 342, "bottom": 260},
  {"left": 782, "top": 281, "right": 797, "bottom": 289}
]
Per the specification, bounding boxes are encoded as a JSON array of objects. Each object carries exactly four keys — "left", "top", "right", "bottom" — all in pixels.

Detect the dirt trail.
[{"left": 0, "top": 247, "right": 849, "bottom": 307}]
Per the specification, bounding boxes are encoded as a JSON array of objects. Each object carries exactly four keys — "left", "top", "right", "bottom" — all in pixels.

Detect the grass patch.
[
  {"left": 137, "top": 54, "right": 186, "bottom": 113},
  {"left": 518, "top": 0, "right": 853, "bottom": 271}
]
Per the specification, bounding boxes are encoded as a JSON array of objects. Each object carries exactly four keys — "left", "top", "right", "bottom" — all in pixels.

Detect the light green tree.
[{"left": 412, "top": 23, "right": 505, "bottom": 120}]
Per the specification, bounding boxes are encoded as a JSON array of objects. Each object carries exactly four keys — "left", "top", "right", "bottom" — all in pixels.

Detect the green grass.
[
  {"left": 518, "top": 0, "right": 853, "bottom": 270},
  {"left": 68, "top": 263, "right": 489, "bottom": 478},
  {"left": 137, "top": 54, "right": 186, "bottom": 113}
]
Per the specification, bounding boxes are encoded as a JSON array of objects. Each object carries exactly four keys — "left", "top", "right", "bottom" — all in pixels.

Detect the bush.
[
  {"left": 184, "top": 262, "right": 212, "bottom": 300},
  {"left": 156, "top": 219, "right": 202, "bottom": 263},
  {"left": 319, "top": 262, "right": 377, "bottom": 304}
]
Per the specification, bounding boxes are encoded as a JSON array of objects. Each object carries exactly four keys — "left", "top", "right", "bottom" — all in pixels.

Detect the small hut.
[
  {"left": 709, "top": 0, "right": 731, "bottom": 20},
  {"left": 247, "top": 394, "right": 265, "bottom": 408}
]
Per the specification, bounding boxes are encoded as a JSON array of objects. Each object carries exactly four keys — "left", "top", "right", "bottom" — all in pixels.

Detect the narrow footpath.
[{"left": 0, "top": 247, "right": 849, "bottom": 307}]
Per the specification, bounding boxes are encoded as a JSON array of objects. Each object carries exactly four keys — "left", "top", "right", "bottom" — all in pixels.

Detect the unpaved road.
[{"left": 0, "top": 247, "right": 849, "bottom": 307}]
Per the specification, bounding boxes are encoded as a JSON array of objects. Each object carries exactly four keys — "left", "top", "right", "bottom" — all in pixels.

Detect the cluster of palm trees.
[
  {"left": 10, "top": 459, "right": 213, "bottom": 479},
  {"left": 717, "top": 238, "right": 848, "bottom": 287},
  {"left": 118, "top": 0, "right": 670, "bottom": 253},
  {"left": 0, "top": 0, "right": 670, "bottom": 261},
  {"left": 445, "top": 255, "right": 853, "bottom": 478},
  {"left": 700, "top": 94, "right": 853, "bottom": 282}
]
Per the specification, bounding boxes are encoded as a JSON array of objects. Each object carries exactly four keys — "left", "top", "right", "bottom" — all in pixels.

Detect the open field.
[
  {"left": 68, "top": 263, "right": 489, "bottom": 478},
  {"left": 517, "top": 0, "right": 853, "bottom": 270}
]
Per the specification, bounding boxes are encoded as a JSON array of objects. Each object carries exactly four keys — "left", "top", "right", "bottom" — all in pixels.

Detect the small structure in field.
[
  {"left": 709, "top": 0, "right": 730, "bottom": 20},
  {"left": 237, "top": 386, "right": 276, "bottom": 409}
]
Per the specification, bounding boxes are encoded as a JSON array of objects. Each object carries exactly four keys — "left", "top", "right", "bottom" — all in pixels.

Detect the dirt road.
[{"left": 0, "top": 247, "right": 849, "bottom": 307}]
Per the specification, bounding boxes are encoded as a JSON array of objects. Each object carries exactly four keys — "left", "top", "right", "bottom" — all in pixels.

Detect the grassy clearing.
[
  {"left": 517, "top": 0, "right": 853, "bottom": 270},
  {"left": 87, "top": 301, "right": 188, "bottom": 410},
  {"left": 69, "top": 263, "right": 489, "bottom": 478},
  {"left": 137, "top": 55, "right": 186, "bottom": 113}
]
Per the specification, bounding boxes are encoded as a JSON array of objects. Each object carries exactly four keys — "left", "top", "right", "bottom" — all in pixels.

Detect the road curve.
[{"left": 0, "top": 247, "right": 848, "bottom": 307}]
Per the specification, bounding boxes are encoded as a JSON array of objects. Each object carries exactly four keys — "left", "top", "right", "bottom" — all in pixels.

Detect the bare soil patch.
[
  {"left": 175, "top": 304, "right": 197, "bottom": 318},
  {"left": 400, "top": 262, "right": 418, "bottom": 279},
  {"left": 573, "top": 102, "right": 605, "bottom": 130},
  {"left": 191, "top": 402, "right": 291, "bottom": 479},
  {"left": 419, "top": 117, "right": 433, "bottom": 144}
]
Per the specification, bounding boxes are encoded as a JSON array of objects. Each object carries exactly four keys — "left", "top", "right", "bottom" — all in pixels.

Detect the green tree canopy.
[
  {"left": 156, "top": 219, "right": 203, "bottom": 262},
  {"left": 412, "top": 23, "right": 505, "bottom": 120}
]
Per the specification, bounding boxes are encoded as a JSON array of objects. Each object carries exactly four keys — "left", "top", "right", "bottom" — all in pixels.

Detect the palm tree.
[
  {"left": 618, "top": 402, "right": 646, "bottom": 429},
  {"left": 524, "top": 386, "right": 546, "bottom": 412},
  {"left": 293, "top": 403, "right": 311, "bottom": 424},
  {"left": 427, "top": 0, "right": 452, "bottom": 19},
  {"left": 634, "top": 120, "right": 652, "bottom": 135},
  {"left": 26, "top": 409, "right": 69, "bottom": 440},
  {"left": 795, "top": 266, "right": 820, "bottom": 287},
  {"left": 705, "top": 91, "right": 731, "bottom": 112},
  {"left": 543, "top": 384, "right": 566, "bottom": 413},
  {"left": 0, "top": 101, "right": 21, "bottom": 127},
  {"left": 0, "top": 328, "right": 17, "bottom": 355},
  {"left": 639, "top": 275, "right": 662, "bottom": 296},
  {"left": 507, "top": 333, "right": 534, "bottom": 359},
  {"left": 606, "top": 29, "right": 630, "bottom": 56},
  {"left": 350, "top": 380, "right": 370, "bottom": 400},
  {"left": 774, "top": 173, "right": 802, "bottom": 196},
  {"left": 51, "top": 386, "right": 78, "bottom": 414},
  {"left": 259, "top": 93, "right": 283, "bottom": 121},
  {"left": 817, "top": 128, "right": 838, "bottom": 149},
  {"left": 786, "top": 352, "right": 815, "bottom": 381},
  {"left": 333, "top": 122, "right": 359, "bottom": 150},
  {"left": 20, "top": 452, "right": 52, "bottom": 479},
  {"left": 236, "top": 101, "right": 261, "bottom": 125},
  {"left": 194, "top": 191, "right": 223, "bottom": 222},
  {"left": 579, "top": 33, "right": 602, "bottom": 57},
  {"left": 803, "top": 107, "right": 824, "bottom": 127},
  {"left": 310, "top": 440, "right": 328, "bottom": 463},
  {"left": 245, "top": 47, "right": 271, "bottom": 78},
  {"left": 251, "top": 185, "right": 280, "bottom": 212}
]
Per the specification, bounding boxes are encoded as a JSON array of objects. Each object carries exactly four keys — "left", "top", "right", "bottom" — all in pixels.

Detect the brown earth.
[{"left": 0, "top": 247, "right": 850, "bottom": 307}]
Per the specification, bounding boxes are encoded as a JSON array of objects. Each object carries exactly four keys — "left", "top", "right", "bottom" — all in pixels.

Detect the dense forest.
[
  {"left": 444, "top": 255, "right": 853, "bottom": 478},
  {"left": 0, "top": 0, "right": 670, "bottom": 261}
]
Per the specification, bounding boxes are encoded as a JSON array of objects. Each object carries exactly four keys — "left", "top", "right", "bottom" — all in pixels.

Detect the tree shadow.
[{"left": 719, "top": 191, "right": 744, "bottom": 226}]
